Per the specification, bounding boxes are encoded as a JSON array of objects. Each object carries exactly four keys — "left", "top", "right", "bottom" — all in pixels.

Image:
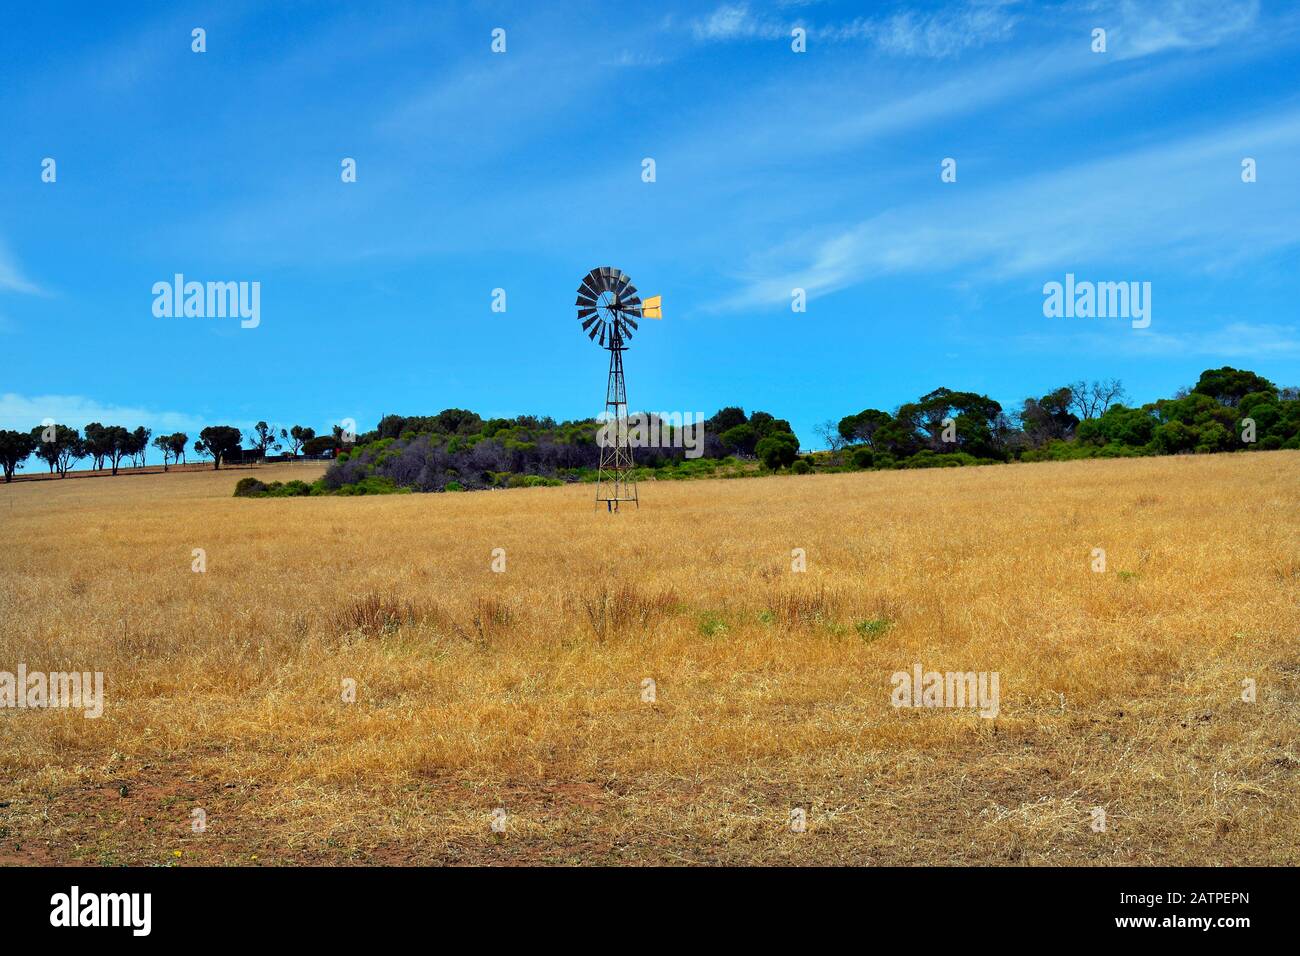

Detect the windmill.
[{"left": 575, "top": 266, "right": 661, "bottom": 512}]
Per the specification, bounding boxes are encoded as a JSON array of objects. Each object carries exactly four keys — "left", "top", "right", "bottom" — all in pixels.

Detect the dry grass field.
[{"left": 1, "top": 452, "right": 1297, "bottom": 866}]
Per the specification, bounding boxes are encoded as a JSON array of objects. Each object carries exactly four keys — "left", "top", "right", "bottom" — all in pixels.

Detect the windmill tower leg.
[{"left": 596, "top": 345, "right": 637, "bottom": 511}]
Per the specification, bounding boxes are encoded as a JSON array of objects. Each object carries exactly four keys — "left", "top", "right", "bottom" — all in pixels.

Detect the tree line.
[
  {"left": 0, "top": 419, "right": 341, "bottom": 482},
  {"left": 322, "top": 366, "right": 1297, "bottom": 494},
  {"left": 825, "top": 366, "right": 1298, "bottom": 468},
  {"left": 2, "top": 366, "right": 1295, "bottom": 487}
]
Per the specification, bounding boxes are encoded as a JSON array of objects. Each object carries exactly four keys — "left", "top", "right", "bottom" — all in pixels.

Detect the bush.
[
  {"left": 267, "top": 479, "right": 312, "bottom": 497},
  {"left": 791, "top": 459, "right": 811, "bottom": 474},
  {"left": 756, "top": 432, "right": 799, "bottom": 470},
  {"left": 855, "top": 618, "right": 892, "bottom": 642},
  {"left": 851, "top": 447, "right": 874, "bottom": 469},
  {"left": 233, "top": 477, "right": 268, "bottom": 497},
  {"left": 334, "top": 476, "right": 409, "bottom": 496},
  {"left": 235, "top": 478, "right": 318, "bottom": 498}
]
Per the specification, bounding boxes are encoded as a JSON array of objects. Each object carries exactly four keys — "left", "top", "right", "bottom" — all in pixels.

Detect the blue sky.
[{"left": 2, "top": 0, "right": 1299, "bottom": 458}]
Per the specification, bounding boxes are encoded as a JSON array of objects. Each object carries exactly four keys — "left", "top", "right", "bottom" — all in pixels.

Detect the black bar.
[{"left": 0, "top": 866, "right": 1278, "bottom": 943}]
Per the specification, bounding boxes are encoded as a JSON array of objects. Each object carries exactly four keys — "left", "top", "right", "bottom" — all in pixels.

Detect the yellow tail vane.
[{"left": 642, "top": 295, "right": 662, "bottom": 319}]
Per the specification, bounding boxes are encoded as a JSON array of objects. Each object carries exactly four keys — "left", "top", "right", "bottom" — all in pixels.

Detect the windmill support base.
[{"left": 595, "top": 344, "right": 638, "bottom": 512}]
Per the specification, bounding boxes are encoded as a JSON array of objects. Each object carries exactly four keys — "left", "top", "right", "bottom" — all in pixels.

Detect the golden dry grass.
[{"left": 1, "top": 453, "right": 1297, "bottom": 866}]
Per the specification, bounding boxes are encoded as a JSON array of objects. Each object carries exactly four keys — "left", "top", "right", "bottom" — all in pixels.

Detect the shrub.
[
  {"left": 791, "top": 459, "right": 812, "bottom": 474},
  {"left": 334, "top": 476, "right": 408, "bottom": 496},
  {"left": 233, "top": 477, "right": 268, "bottom": 497},
  {"left": 267, "top": 479, "right": 312, "bottom": 497},
  {"left": 855, "top": 618, "right": 893, "bottom": 642},
  {"left": 698, "top": 611, "right": 727, "bottom": 637},
  {"left": 756, "top": 432, "right": 799, "bottom": 470},
  {"left": 851, "top": 447, "right": 874, "bottom": 469}
]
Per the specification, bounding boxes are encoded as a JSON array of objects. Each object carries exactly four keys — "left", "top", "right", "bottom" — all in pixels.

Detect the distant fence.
[
  {"left": 233, "top": 452, "right": 335, "bottom": 465},
  {"left": 8, "top": 456, "right": 332, "bottom": 483}
]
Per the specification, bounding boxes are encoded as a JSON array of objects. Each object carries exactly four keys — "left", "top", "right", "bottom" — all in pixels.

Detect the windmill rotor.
[{"left": 575, "top": 266, "right": 645, "bottom": 349}]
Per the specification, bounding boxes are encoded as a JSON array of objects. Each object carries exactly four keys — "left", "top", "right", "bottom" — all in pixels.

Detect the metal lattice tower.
[
  {"left": 595, "top": 340, "right": 637, "bottom": 511},
  {"left": 575, "top": 266, "right": 659, "bottom": 513}
]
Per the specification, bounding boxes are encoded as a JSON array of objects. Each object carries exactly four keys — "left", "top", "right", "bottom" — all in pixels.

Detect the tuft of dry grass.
[
  {"left": 0, "top": 453, "right": 1296, "bottom": 866},
  {"left": 333, "top": 591, "right": 424, "bottom": 637}
]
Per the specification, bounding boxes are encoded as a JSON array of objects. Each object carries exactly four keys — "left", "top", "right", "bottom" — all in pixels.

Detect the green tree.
[
  {"left": 29, "top": 424, "right": 83, "bottom": 477},
  {"left": 166, "top": 432, "right": 189, "bottom": 464},
  {"left": 103, "top": 425, "right": 130, "bottom": 475},
  {"left": 756, "top": 431, "right": 799, "bottom": 470},
  {"left": 1192, "top": 367, "right": 1277, "bottom": 407},
  {"left": 152, "top": 434, "right": 172, "bottom": 470},
  {"left": 82, "top": 422, "right": 113, "bottom": 471},
  {"left": 433, "top": 408, "right": 483, "bottom": 435},
  {"left": 1152, "top": 420, "right": 1196, "bottom": 454},
  {"left": 706, "top": 407, "right": 747, "bottom": 434},
  {"left": 838, "top": 409, "right": 892, "bottom": 447},
  {"left": 281, "top": 425, "right": 315, "bottom": 457},
  {"left": 896, "top": 388, "right": 1005, "bottom": 458},
  {"left": 126, "top": 426, "right": 151, "bottom": 468},
  {"left": 719, "top": 423, "right": 758, "bottom": 457},
  {"left": 1018, "top": 387, "right": 1078, "bottom": 446},
  {"left": 1194, "top": 422, "right": 1232, "bottom": 453},
  {"left": 0, "top": 429, "right": 37, "bottom": 482},
  {"left": 198, "top": 426, "right": 243, "bottom": 470},
  {"left": 248, "top": 421, "right": 281, "bottom": 459},
  {"left": 1077, "top": 404, "right": 1156, "bottom": 448}
]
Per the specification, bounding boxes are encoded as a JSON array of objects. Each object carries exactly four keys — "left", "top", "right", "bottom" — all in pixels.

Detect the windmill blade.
[{"left": 577, "top": 268, "right": 651, "bottom": 348}]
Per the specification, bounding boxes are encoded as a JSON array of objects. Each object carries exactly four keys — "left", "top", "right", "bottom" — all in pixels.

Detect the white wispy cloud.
[
  {"left": 1016, "top": 321, "right": 1300, "bottom": 359},
  {"left": 0, "top": 394, "right": 206, "bottom": 433},
  {"left": 0, "top": 240, "right": 39, "bottom": 296},
  {"left": 693, "top": 4, "right": 771, "bottom": 41},
  {"left": 720, "top": 107, "right": 1300, "bottom": 310},
  {"left": 690, "top": 0, "right": 1264, "bottom": 60},
  {"left": 1130, "top": 321, "right": 1300, "bottom": 357},
  {"left": 827, "top": 2, "right": 1020, "bottom": 56},
  {"left": 1106, "top": 0, "right": 1260, "bottom": 60},
  {"left": 691, "top": 1, "right": 1021, "bottom": 56}
]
